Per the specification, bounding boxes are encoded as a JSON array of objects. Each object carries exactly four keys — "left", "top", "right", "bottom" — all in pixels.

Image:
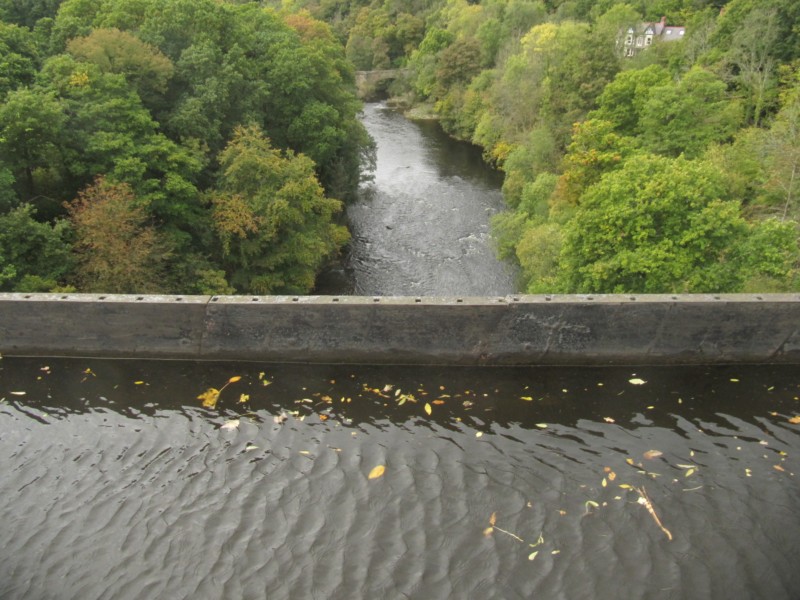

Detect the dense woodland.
[{"left": 1, "top": 0, "right": 799, "bottom": 294}]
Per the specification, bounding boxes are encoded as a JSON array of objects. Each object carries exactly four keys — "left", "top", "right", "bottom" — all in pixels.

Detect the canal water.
[
  {"left": 2, "top": 357, "right": 799, "bottom": 599},
  {"left": 317, "top": 103, "right": 517, "bottom": 295}
]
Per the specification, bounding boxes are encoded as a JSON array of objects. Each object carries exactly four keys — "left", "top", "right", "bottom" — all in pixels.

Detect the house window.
[
  {"left": 625, "top": 34, "right": 633, "bottom": 45},
  {"left": 636, "top": 36, "right": 644, "bottom": 47},
  {"left": 626, "top": 48, "right": 635, "bottom": 57},
  {"left": 645, "top": 35, "right": 653, "bottom": 45}
]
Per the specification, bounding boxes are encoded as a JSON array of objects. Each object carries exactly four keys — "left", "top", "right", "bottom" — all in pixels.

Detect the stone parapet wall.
[{"left": 1, "top": 293, "right": 798, "bottom": 365}]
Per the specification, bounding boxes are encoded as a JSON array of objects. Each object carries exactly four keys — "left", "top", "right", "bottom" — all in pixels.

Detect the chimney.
[{"left": 660, "top": 16, "right": 667, "bottom": 27}]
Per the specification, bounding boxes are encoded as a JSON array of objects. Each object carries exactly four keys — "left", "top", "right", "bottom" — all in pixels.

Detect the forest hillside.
[
  {"left": 287, "top": 0, "right": 800, "bottom": 293},
  {"left": 2, "top": 0, "right": 798, "bottom": 294},
  {"left": 0, "top": 0, "right": 372, "bottom": 294}
]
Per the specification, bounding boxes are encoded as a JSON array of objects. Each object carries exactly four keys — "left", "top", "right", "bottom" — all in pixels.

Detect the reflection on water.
[
  {"left": 317, "top": 103, "right": 517, "bottom": 295},
  {"left": 1, "top": 358, "right": 799, "bottom": 599}
]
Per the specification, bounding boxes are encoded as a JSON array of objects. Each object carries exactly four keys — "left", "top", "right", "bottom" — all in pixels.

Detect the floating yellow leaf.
[
  {"left": 489, "top": 512, "right": 497, "bottom": 526},
  {"left": 602, "top": 478, "right": 608, "bottom": 487},
  {"left": 521, "top": 396, "right": 533, "bottom": 401},
  {"left": 319, "top": 414, "right": 329, "bottom": 421},
  {"left": 528, "top": 551, "right": 539, "bottom": 561},
  {"left": 134, "top": 381, "right": 145, "bottom": 385},
  {"left": 788, "top": 415, "right": 800, "bottom": 424},
  {"left": 10, "top": 391, "right": 26, "bottom": 396},
  {"left": 475, "top": 431, "right": 483, "bottom": 438},
  {"left": 228, "top": 376, "right": 242, "bottom": 384},
  {"left": 424, "top": 403, "right": 432, "bottom": 415},
  {"left": 198, "top": 388, "right": 220, "bottom": 409},
  {"left": 774, "top": 464, "right": 785, "bottom": 472},
  {"left": 684, "top": 468, "right": 696, "bottom": 477},
  {"left": 535, "top": 423, "right": 547, "bottom": 429},
  {"left": 626, "top": 458, "right": 635, "bottom": 465},
  {"left": 483, "top": 527, "right": 494, "bottom": 537},
  {"left": 238, "top": 393, "right": 250, "bottom": 404},
  {"left": 643, "top": 449, "right": 663, "bottom": 460},
  {"left": 619, "top": 484, "right": 632, "bottom": 489},
  {"left": 220, "top": 419, "right": 239, "bottom": 431},
  {"left": 629, "top": 378, "right": 646, "bottom": 385},
  {"left": 608, "top": 471, "right": 616, "bottom": 481},
  {"left": 432, "top": 400, "right": 446, "bottom": 405},
  {"left": 368, "top": 465, "right": 386, "bottom": 480},
  {"left": 603, "top": 417, "right": 615, "bottom": 423}
]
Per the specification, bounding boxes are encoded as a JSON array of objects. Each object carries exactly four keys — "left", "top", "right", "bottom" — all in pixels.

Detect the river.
[
  {"left": 2, "top": 358, "right": 799, "bottom": 599},
  {"left": 316, "top": 102, "right": 517, "bottom": 295}
]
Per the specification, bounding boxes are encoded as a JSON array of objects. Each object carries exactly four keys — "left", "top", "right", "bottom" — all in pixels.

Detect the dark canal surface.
[
  {"left": 317, "top": 102, "right": 517, "bottom": 295},
  {"left": 2, "top": 357, "right": 799, "bottom": 599}
]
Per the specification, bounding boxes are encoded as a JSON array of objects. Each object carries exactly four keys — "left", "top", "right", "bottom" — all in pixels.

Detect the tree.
[
  {"left": 640, "top": 67, "right": 742, "bottom": 158},
  {"left": 210, "top": 125, "right": 349, "bottom": 294},
  {"left": 0, "top": 203, "right": 73, "bottom": 291},
  {"left": 66, "top": 177, "right": 172, "bottom": 293},
  {"left": 0, "top": 87, "right": 66, "bottom": 200},
  {"left": 725, "top": 7, "right": 779, "bottom": 126},
  {"left": 67, "top": 28, "right": 175, "bottom": 107},
  {"left": 0, "top": 20, "right": 40, "bottom": 97},
  {"left": 558, "top": 154, "right": 794, "bottom": 293},
  {"left": 590, "top": 65, "right": 670, "bottom": 136}
]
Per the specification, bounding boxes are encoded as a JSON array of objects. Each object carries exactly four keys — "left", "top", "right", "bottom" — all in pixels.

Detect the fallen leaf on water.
[
  {"left": 319, "top": 414, "right": 329, "bottom": 421},
  {"left": 528, "top": 551, "right": 539, "bottom": 561},
  {"left": 684, "top": 468, "right": 696, "bottom": 477},
  {"left": 489, "top": 512, "right": 497, "bottom": 526},
  {"left": 245, "top": 444, "right": 258, "bottom": 451},
  {"left": 368, "top": 465, "right": 386, "bottom": 479},
  {"left": 535, "top": 423, "right": 547, "bottom": 429},
  {"left": 745, "top": 468, "right": 752, "bottom": 477},
  {"left": 626, "top": 458, "right": 636, "bottom": 465},
  {"left": 603, "top": 417, "right": 615, "bottom": 423},
  {"left": 629, "top": 378, "right": 646, "bottom": 385},
  {"left": 10, "top": 391, "right": 26, "bottom": 396},
  {"left": 274, "top": 412, "right": 288, "bottom": 424},
  {"left": 619, "top": 484, "right": 632, "bottom": 489},
  {"left": 432, "top": 400, "right": 446, "bottom": 405},
  {"left": 608, "top": 471, "right": 617, "bottom": 481},
  {"left": 552, "top": 550, "right": 561, "bottom": 555},
  {"left": 601, "top": 478, "right": 608, "bottom": 487},
  {"left": 220, "top": 419, "right": 240, "bottom": 431},
  {"left": 788, "top": 415, "right": 800, "bottom": 424},
  {"left": 238, "top": 393, "right": 250, "bottom": 404},
  {"left": 476, "top": 431, "right": 483, "bottom": 438},
  {"left": 643, "top": 450, "right": 663, "bottom": 460},
  {"left": 228, "top": 376, "right": 242, "bottom": 384},
  {"left": 774, "top": 464, "right": 785, "bottom": 472},
  {"left": 521, "top": 396, "right": 533, "bottom": 401},
  {"left": 424, "top": 403, "right": 432, "bottom": 415},
  {"left": 198, "top": 388, "right": 220, "bottom": 409},
  {"left": 730, "top": 378, "right": 740, "bottom": 383},
  {"left": 134, "top": 380, "right": 145, "bottom": 385},
  {"left": 483, "top": 527, "right": 494, "bottom": 537}
]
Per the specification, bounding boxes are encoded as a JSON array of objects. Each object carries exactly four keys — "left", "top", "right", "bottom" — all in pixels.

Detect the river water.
[
  {"left": 317, "top": 103, "right": 517, "bottom": 295},
  {"left": 2, "top": 357, "right": 799, "bottom": 599}
]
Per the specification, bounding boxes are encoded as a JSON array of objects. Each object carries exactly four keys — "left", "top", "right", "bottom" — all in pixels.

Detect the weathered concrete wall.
[{"left": 1, "top": 293, "right": 799, "bottom": 365}]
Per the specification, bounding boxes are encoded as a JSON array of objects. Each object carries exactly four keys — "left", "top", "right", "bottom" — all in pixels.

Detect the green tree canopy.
[
  {"left": 210, "top": 125, "right": 350, "bottom": 294},
  {"left": 559, "top": 154, "right": 796, "bottom": 293}
]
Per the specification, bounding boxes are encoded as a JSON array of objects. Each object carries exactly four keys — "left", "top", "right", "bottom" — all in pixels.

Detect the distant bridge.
[{"left": 355, "top": 69, "right": 410, "bottom": 98}]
